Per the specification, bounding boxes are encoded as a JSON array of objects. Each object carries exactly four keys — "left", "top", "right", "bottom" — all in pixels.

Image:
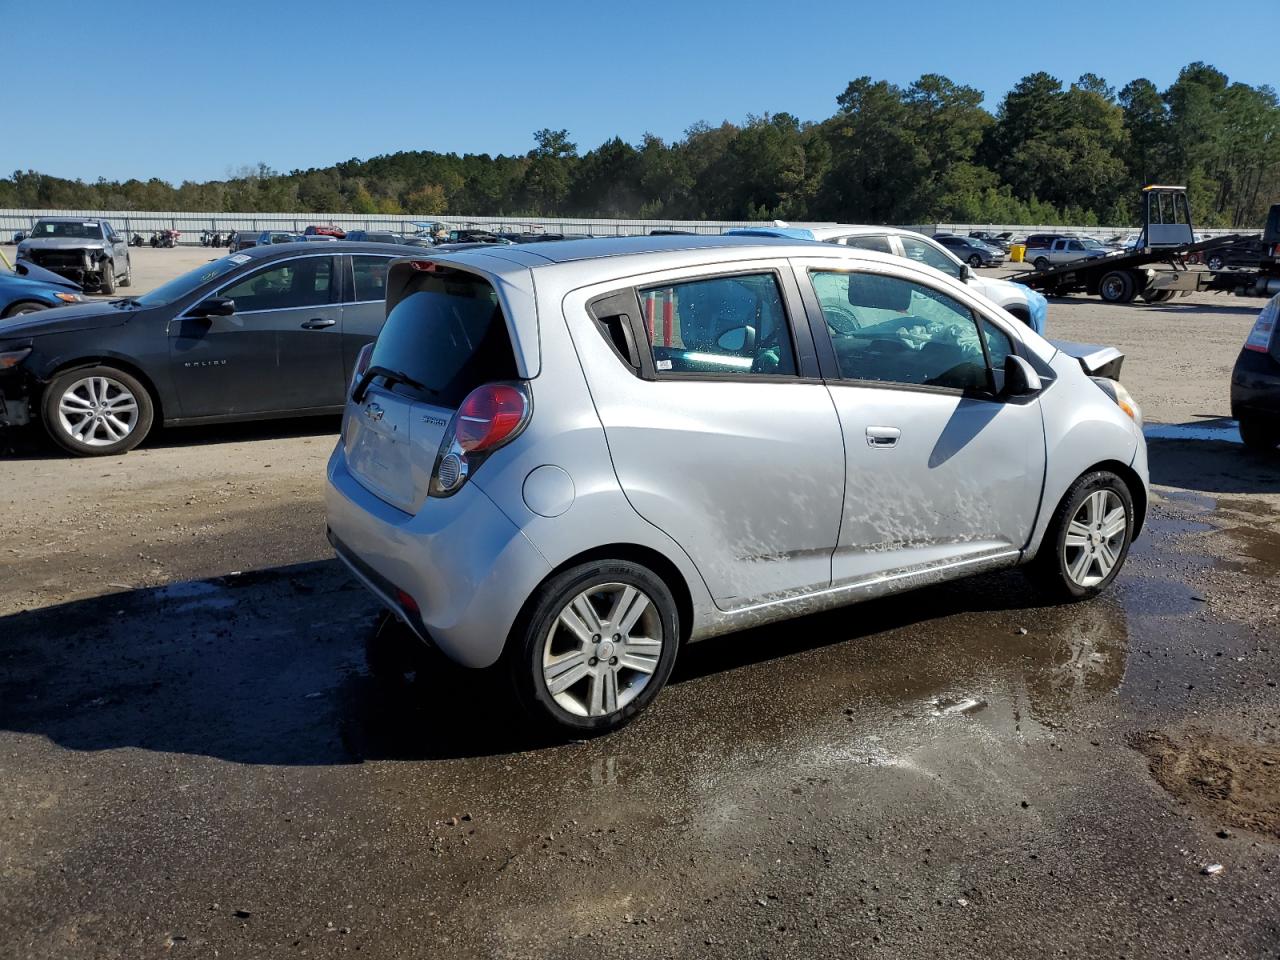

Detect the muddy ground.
[{"left": 1, "top": 249, "right": 1278, "bottom": 958}]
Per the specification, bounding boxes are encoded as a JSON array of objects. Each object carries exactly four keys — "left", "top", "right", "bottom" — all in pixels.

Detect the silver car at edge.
[{"left": 325, "top": 235, "right": 1149, "bottom": 735}]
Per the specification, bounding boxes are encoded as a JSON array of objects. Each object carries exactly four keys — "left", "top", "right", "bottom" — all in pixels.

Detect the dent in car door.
[
  {"left": 798, "top": 261, "right": 1045, "bottom": 583},
  {"left": 569, "top": 264, "right": 844, "bottom": 609},
  {"left": 169, "top": 255, "right": 344, "bottom": 417}
]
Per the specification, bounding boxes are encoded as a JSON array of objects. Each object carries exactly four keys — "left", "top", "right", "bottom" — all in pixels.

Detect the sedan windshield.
[
  {"left": 135, "top": 255, "right": 247, "bottom": 308},
  {"left": 31, "top": 220, "right": 103, "bottom": 240}
]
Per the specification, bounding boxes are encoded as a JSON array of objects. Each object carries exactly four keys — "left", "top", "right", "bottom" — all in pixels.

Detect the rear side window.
[
  {"left": 899, "top": 237, "right": 962, "bottom": 280},
  {"left": 351, "top": 255, "right": 390, "bottom": 301},
  {"left": 636, "top": 272, "right": 797, "bottom": 376},
  {"left": 372, "top": 272, "right": 517, "bottom": 406}
]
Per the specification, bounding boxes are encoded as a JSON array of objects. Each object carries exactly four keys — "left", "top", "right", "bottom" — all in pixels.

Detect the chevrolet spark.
[{"left": 326, "top": 236, "right": 1149, "bottom": 735}]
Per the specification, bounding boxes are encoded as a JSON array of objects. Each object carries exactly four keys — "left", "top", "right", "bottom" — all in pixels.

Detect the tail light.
[
  {"left": 1243, "top": 298, "right": 1278, "bottom": 353},
  {"left": 429, "top": 382, "right": 531, "bottom": 498}
]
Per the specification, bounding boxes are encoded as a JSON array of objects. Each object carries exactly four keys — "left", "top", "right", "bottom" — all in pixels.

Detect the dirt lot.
[{"left": 1, "top": 248, "right": 1278, "bottom": 959}]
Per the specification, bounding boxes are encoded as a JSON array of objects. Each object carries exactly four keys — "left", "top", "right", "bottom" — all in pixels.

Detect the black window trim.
[
  {"left": 205, "top": 252, "right": 338, "bottom": 316},
  {"left": 346, "top": 252, "right": 396, "bottom": 305},
  {"left": 602, "top": 264, "right": 821, "bottom": 384}
]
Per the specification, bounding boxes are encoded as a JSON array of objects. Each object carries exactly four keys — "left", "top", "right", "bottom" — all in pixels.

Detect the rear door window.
[
  {"left": 370, "top": 271, "right": 517, "bottom": 406},
  {"left": 351, "top": 255, "right": 391, "bottom": 302},
  {"left": 839, "top": 234, "right": 893, "bottom": 253},
  {"left": 898, "top": 237, "right": 962, "bottom": 279},
  {"left": 635, "top": 272, "right": 797, "bottom": 376}
]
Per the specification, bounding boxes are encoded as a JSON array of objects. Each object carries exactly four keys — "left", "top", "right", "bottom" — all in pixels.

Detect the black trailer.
[{"left": 1013, "top": 187, "right": 1280, "bottom": 304}]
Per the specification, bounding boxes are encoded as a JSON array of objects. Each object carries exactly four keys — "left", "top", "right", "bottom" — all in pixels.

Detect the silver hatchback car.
[{"left": 326, "top": 236, "right": 1149, "bottom": 735}]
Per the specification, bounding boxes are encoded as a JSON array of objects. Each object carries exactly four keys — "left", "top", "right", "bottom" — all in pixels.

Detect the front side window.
[
  {"left": 898, "top": 236, "right": 962, "bottom": 279},
  {"left": 220, "top": 257, "right": 333, "bottom": 312},
  {"left": 351, "top": 256, "right": 391, "bottom": 301},
  {"left": 636, "top": 272, "right": 797, "bottom": 376},
  {"left": 810, "top": 270, "right": 993, "bottom": 392}
]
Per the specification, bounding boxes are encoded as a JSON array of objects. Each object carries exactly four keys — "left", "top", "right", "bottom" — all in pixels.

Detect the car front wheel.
[
  {"left": 1033, "top": 257, "right": 1050, "bottom": 272},
  {"left": 99, "top": 259, "right": 116, "bottom": 295},
  {"left": 1031, "top": 471, "right": 1134, "bottom": 601},
  {"left": 509, "top": 560, "right": 680, "bottom": 736},
  {"left": 41, "top": 365, "right": 154, "bottom": 456}
]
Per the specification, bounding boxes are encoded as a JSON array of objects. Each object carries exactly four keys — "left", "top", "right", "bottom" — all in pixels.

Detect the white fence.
[
  {"left": 0, "top": 209, "right": 1242, "bottom": 245},
  {"left": 0, "top": 209, "right": 837, "bottom": 244}
]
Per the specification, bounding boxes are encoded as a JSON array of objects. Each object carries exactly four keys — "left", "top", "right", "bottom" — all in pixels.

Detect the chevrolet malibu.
[{"left": 326, "top": 236, "right": 1149, "bottom": 735}]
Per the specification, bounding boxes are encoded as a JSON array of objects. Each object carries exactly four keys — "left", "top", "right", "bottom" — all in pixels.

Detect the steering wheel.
[{"left": 822, "top": 302, "right": 862, "bottom": 337}]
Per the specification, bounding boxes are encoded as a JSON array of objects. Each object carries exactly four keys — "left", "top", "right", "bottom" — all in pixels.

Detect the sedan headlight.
[
  {"left": 55, "top": 293, "right": 81, "bottom": 303},
  {"left": 1093, "top": 377, "right": 1143, "bottom": 429},
  {"left": 0, "top": 347, "right": 33, "bottom": 370}
]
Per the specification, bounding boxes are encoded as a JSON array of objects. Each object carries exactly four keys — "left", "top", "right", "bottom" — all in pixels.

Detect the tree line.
[{"left": 3, "top": 62, "right": 1276, "bottom": 229}]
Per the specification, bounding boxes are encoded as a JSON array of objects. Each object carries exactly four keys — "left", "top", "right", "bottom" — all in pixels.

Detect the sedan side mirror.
[
  {"left": 959, "top": 264, "right": 973, "bottom": 282},
  {"left": 1002, "top": 354, "right": 1042, "bottom": 397},
  {"left": 716, "top": 324, "right": 757, "bottom": 353},
  {"left": 190, "top": 296, "right": 236, "bottom": 318}
]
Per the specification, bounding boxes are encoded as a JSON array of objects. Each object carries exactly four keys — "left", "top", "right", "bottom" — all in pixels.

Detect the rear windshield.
[{"left": 371, "top": 273, "right": 517, "bottom": 406}]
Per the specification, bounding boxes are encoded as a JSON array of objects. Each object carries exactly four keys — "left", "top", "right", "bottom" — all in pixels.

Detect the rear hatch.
[{"left": 342, "top": 262, "right": 521, "bottom": 514}]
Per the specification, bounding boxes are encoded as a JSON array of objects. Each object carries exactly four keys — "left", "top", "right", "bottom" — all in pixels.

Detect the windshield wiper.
[{"left": 352, "top": 364, "right": 433, "bottom": 403}]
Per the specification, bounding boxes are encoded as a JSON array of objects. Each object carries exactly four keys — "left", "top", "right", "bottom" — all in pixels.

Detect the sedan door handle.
[
  {"left": 300, "top": 318, "right": 337, "bottom": 329},
  {"left": 866, "top": 426, "right": 901, "bottom": 448}
]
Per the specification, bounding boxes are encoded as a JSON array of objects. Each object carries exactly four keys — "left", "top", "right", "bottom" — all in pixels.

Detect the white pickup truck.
[{"left": 1029, "top": 237, "right": 1113, "bottom": 272}]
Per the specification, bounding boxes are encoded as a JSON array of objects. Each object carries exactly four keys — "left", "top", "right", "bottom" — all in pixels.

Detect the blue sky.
[{"left": 4, "top": 0, "right": 1275, "bottom": 184}]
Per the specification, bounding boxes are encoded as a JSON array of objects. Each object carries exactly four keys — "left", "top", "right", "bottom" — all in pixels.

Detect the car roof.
[{"left": 32, "top": 215, "right": 105, "bottom": 222}]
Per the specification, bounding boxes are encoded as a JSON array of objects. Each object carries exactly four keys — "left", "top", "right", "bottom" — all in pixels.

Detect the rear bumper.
[
  {"left": 1231, "top": 348, "right": 1280, "bottom": 422},
  {"left": 325, "top": 445, "right": 551, "bottom": 669}
]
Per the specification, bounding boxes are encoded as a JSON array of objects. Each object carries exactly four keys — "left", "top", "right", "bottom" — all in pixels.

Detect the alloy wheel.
[
  {"left": 541, "top": 582, "right": 664, "bottom": 718},
  {"left": 57, "top": 375, "right": 140, "bottom": 447},
  {"left": 1062, "top": 490, "right": 1127, "bottom": 587}
]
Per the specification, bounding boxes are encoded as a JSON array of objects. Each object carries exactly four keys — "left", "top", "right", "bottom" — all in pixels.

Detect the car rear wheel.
[
  {"left": 968, "top": 254, "right": 983, "bottom": 267},
  {"left": 1031, "top": 471, "right": 1134, "bottom": 601},
  {"left": 1207, "top": 254, "right": 1225, "bottom": 271},
  {"left": 41, "top": 365, "right": 154, "bottom": 456},
  {"left": 509, "top": 560, "right": 679, "bottom": 736},
  {"left": 99, "top": 259, "right": 116, "bottom": 295},
  {"left": 1099, "top": 270, "right": 1136, "bottom": 303},
  {"left": 1238, "top": 416, "right": 1279, "bottom": 452},
  {"left": 1033, "top": 257, "right": 1050, "bottom": 272},
  {"left": 1, "top": 300, "right": 48, "bottom": 318}
]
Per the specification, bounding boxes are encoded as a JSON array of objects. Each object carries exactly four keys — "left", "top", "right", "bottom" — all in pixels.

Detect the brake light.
[
  {"left": 408, "top": 260, "right": 440, "bottom": 272},
  {"left": 1243, "top": 297, "right": 1278, "bottom": 353},
  {"left": 456, "top": 384, "right": 528, "bottom": 452},
  {"left": 394, "top": 588, "right": 420, "bottom": 616},
  {"left": 429, "top": 382, "right": 531, "bottom": 498}
]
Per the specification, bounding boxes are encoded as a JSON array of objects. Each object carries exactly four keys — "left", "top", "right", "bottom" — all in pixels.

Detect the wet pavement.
[{"left": 2, "top": 434, "right": 1279, "bottom": 958}]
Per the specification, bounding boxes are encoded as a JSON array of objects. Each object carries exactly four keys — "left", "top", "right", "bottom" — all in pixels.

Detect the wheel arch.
[
  {"left": 44, "top": 356, "right": 165, "bottom": 424},
  {"left": 515, "top": 542, "right": 696, "bottom": 648},
  {"left": 1, "top": 299, "right": 52, "bottom": 318}
]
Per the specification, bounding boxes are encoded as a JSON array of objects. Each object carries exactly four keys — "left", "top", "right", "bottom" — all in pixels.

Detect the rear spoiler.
[{"left": 1048, "top": 340, "right": 1124, "bottom": 380}]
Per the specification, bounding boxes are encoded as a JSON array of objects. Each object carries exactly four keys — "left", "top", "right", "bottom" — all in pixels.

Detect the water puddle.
[{"left": 1144, "top": 419, "right": 1241, "bottom": 444}]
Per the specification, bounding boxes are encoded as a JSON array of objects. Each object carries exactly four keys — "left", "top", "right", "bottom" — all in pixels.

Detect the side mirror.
[
  {"left": 1002, "top": 354, "right": 1042, "bottom": 397},
  {"left": 190, "top": 296, "right": 235, "bottom": 319},
  {"left": 716, "top": 324, "right": 757, "bottom": 353},
  {"left": 959, "top": 264, "right": 973, "bottom": 282}
]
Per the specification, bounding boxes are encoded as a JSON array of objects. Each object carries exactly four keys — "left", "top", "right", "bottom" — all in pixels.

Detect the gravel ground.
[{"left": 1, "top": 248, "right": 1278, "bottom": 959}]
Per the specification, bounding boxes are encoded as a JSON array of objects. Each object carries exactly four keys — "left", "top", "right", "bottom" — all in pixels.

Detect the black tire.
[
  {"left": 1030, "top": 470, "right": 1135, "bottom": 601},
  {"left": 2, "top": 300, "right": 48, "bottom": 318},
  {"left": 968, "top": 254, "right": 983, "bottom": 268},
  {"left": 1238, "top": 416, "right": 1279, "bottom": 452},
  {"left": 99, "top": 259, "right": 116, "bottom": 295},
  {"left": 1099, "top": 270, "right": 1135, "bottom": 303},
  {"left": 41, "top": 365, "right": 154, "bottom": 456},
  {"left": 1140, "top": 289, "right": 1175, "bottom": 303},
  {"left": 508, "top": 560, "right": 680, "bottom": 736},
  {"left": 119, "top": 256, "right": 131, "bottom": 287},
  {"left": 1033, "top": 257, "right": 1050, "bottom": 272},
  {"left": 1207, "top": 255, "right": 1225, "bottom": 272}
]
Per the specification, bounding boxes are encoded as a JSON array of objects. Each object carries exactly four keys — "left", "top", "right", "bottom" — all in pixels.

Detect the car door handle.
[
  {"left": 300, "top": 318, "right": 337, "bottom": 329},
  {"left": 866, "top": 426, "right": 901, "bottom": 448}
]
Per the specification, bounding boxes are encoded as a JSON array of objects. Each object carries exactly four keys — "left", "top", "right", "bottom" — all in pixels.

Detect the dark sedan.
[
  {"left": 1205, "top": 236, "right": 1266, "bottom": 272},
  {"left": 0, "top": 242, "right": 415, "bottom": 456},
  {"left": 934, "top": 234, "right": 1005, "bottom": 267},
  {"left": 1231, "top": 295, "right": 1280, "bottom": 451}
]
